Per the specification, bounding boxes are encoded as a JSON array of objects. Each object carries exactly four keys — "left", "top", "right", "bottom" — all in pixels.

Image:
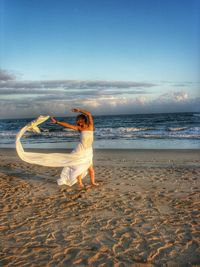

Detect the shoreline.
[
  {"left": 1, "top": 148, "right": 200, "bottom": 165},
  {"left": 1, "top": 147, "right": 200, "bottom": 151},
  {"left": 1, "top": 148, "right": 200, "bottom": 169},
  {"left": 1, "top": 136, "right": 200, "bottom": 150}
]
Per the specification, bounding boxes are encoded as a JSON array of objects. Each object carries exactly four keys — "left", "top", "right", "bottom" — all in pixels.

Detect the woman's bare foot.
[
  {"left": 91, "top": 182, "right": 99, "bottom": 186},
  {"left": 78, "top": 183, "right": 85, "bottom": 189}
]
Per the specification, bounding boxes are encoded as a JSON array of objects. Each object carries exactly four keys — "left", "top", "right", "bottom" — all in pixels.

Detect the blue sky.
[{"left": 0, "top": 0, "right": 200, "bottom": 118}]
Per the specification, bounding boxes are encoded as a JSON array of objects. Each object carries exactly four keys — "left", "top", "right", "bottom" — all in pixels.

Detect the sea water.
[{"left": 0, "top": 112, "right": 200, "bottom": 149}]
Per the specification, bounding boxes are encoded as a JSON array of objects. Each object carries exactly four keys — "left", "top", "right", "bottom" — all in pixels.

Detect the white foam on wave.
[
  {"left": 0, "top": 131, "right": 17, "bottom": 137},
  {"left": 168, "top": 127, "right": 188, "bottom": 131},
  {"left": 119, "top": 127, "right": 153, "bottom": 132},
  {"left": 193, "top": 113, "right": 200, "bottom": 117},
  {"left": 96, "top": 127, "right": 153, "bottom": 135}
]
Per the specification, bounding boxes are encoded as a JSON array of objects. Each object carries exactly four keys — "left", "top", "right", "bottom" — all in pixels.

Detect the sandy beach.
[{"left": 0, "top": 148, "right": 199, "bottom": 266}]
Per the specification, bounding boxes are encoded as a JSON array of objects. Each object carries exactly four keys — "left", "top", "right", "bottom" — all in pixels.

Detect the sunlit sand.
[{"left": 0, "top": 149, "right": 199, "bottom": 266}]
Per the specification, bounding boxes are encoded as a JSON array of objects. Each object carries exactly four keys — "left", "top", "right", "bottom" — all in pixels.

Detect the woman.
[
  {"left": 15, "top": 108, "right": 98, "bottom": 188},
  {"left": 50, "top": 108, "right": 98, "bottom": 188}
]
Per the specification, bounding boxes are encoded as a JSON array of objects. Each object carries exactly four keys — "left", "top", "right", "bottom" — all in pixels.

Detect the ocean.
[{"left": 0, "top": 112, "right": 200, "bottom": 149}]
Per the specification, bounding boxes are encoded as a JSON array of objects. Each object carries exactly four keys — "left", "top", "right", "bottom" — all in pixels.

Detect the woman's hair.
[{"left": 76, "top": 114, "right": 88, "bottom": 124}]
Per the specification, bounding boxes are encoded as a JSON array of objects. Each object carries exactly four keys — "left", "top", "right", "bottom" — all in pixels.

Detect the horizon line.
[{"left": 0, "top": 111, "right": 199, "bottom": 121}]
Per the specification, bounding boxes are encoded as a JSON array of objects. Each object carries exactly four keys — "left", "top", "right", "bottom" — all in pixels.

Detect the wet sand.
[{"left": 0, "top": 148, "right": 200, "bottom": 266}]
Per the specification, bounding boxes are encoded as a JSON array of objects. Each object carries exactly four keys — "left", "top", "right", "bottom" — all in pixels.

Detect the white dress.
[{"left": 16, "top": 116, "right": 93, "bottom": 186}]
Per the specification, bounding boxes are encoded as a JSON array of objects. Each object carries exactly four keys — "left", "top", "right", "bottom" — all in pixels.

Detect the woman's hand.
[
  {"left": 71, "top": 108, "right": 80, "bottom": 113},
  {"left": 50, "top": 116, "right": 57, "bottom": 124}
]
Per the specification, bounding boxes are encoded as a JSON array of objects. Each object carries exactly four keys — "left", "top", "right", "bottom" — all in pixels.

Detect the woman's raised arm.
[{"left": 50, "top": 116, "right": 78, "bottom": 130}]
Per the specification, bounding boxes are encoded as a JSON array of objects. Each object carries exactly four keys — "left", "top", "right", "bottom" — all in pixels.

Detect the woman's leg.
[
  {"left": 77, "top": 174, "right": 84, "bottom": 188},
  {"left": 88, "top": 165, "right": 99, "bottom": 186}
]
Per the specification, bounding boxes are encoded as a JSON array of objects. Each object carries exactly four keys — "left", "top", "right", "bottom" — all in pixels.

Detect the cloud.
[
  {"left": 0, "top": 68, "right": 199, "bottom": 119},
  {"left": 158, "top": 91, "right": 189, "bottom": 103},
  {"left": 0, "top": 88, "right": 149, "bottom": 97},
  {"left": 0, "top": 68, "right": 155, "bottom": 106},
  {"left": 0, "top": 69, "right": 16, "bottom": 81},
  {"left": 0, "top": 79, "right": 155, "bottom": 93},
  {"left": 1, "top": 90, "right": 199, "bottom": 119},
  {"left": 135, "top": 96, "right": 146, "bottom": 105},
  {"left": 0, "top": 69, "right": 155, "bottom": 92},
  {"left": 173, "top": 92, "right": 188, "bottom": 102}
]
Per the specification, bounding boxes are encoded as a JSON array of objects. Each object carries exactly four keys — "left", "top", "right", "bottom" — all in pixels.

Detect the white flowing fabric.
[{"left": 16, "top": 115, "right": 93, "bottom": 186}]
